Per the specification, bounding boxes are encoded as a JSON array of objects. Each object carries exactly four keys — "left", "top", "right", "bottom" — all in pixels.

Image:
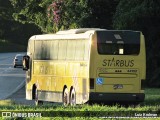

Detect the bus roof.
[
  {"left": 29, "top": 28, "right": 107, "bottom": 41},
  {"left": 29, "top": 29, "right": 141, "bottom": 41},
  {"left": 56, "top": 28, "right": 104, "bottom": 34}
]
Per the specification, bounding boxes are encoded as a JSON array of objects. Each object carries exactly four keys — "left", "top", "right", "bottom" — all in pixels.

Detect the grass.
[
  {"left": 143, "top": 88, "right": 160, "bottom": 106},
  {"left": 0, "top": 88, "right": 160, "bottom": 119},
  {"left": 0, "top": 100, "right": 15, "bottom": 106}
]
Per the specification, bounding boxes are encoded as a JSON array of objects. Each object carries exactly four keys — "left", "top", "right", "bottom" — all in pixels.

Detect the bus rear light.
[{"left": 90, "top": 78, "right": 94, "bottom": 89}]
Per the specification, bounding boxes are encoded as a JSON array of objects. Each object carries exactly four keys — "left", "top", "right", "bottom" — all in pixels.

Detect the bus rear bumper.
[{"left": 89, "top": 92, "right": 145, "bottom": 102}]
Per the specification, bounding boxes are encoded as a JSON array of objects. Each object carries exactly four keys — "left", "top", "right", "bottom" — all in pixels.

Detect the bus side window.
[
  {"left": 66, "top": 40, "right": 76, "bottom": 60},
  {"left": 41, "top": 41, "right": 46, "bottom": 60},
  {"left": 75, "top": 40, "right": 83, "bottom": 60},
  {"left": 84, "top": 40, "right": 89, "bottom": 60},
  {"left": 34, "top": 41, "right": 41, "bottom": 60},
  {"left": 58, "top": 40, "right": 67, "bottom": 60},
  {"left": 45, "top": 41, "right": 51, "bottom": 60},
  {"left": 50, "top": 40, "right": 58, "bottom": 60}
]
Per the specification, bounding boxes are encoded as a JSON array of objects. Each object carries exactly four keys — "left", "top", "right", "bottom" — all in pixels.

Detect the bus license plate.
[{"left": 113, "top": 84, "right": 123, "bottom": 89}]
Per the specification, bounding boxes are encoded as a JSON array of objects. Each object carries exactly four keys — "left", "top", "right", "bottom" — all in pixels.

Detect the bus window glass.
[
  {"left": 41, "top": 41, "right": 48, "bottom": 60},
  {"left": 45, "top": 41, "right": 50, "bottom": 60},
  {"left": 58, "top": 40, "right": 67, "bottom": 60},
  {"left": 34, "top": 41, "right": 42, "bottom": 59},
  {"left": 84, "top": 40, "right": 90, "bottom": 60},
  {"left": 97, "top": 31, "right": 140, "bottom": 55},
  {"left": 75, "top": 40, "right": 83, "bottom": 60},
  {"left": 50, "top": 40, "right": 58, "bottom": 60},
  {"left": 66, "top": 40, "right": 76, "bottom": 60}
]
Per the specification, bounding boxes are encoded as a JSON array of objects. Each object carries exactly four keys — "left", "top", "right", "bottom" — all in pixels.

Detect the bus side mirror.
[{"left": 23, "top": 55, "right": 30, "bottom": 71}]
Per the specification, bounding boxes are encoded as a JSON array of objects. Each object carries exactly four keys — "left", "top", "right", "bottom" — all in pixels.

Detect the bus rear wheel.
[
  {"left": 70, "top": 88, "right": 76, "bottom": 106},
  {"left": 63, "top": 88, "right": 69, "bottom": 106},
  {"left": 35, "top": 87, "right": 43, "bottom": 106}
]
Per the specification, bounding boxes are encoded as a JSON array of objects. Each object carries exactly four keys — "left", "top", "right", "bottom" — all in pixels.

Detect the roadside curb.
[{"left": 1, "top": 80, "right": 25, "bottom": 100}]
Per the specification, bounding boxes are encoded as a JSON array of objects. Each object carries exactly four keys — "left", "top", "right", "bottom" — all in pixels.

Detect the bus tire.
[
  {"left": 35, "top": 87, "right": 43, "bottom": 106},
  {"left": 70, "top": 88, "right": 76, "bottom": 106},
  {"left": 63, "top": 87, "right": 69, "bottom": 106}
]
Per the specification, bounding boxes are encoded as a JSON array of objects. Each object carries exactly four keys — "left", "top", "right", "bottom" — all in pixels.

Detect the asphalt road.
[{"left": 0, "top": 52, "right": 34, "bottom": 105}]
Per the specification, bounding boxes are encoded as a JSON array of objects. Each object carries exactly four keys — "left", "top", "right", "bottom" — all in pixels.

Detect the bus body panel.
[
  {"left": 89, "top": 30, "right": 146, "bottom": 102},
  {"left": 25, "top": 29, "right": 146, "bottom": 104},
  {"left": 26, "top": 62, "right": 90, "bottom": 104},
  {"left": 26, "top": 34, "right": 91, "bottom": 104}
]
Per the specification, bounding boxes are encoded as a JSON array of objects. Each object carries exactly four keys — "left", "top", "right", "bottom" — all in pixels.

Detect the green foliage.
[
  {"left": 0, "top": 0, "right": 41, "bottom": 46},
  {"left": 113, "top": 0, "right": 160, "bottom": 87},
  {"left": 113, "top": 0, "right": 160, "bottom": 30},
  {"left": 0, "top": 0, "right": 14, "bottom": 20},
  {"left": 0, "top": 0, "right": 14, "bottom": 39},
  {"left": 11, "top": 0, "right": 49, "bottom": 32},
  {"left": 4, "top": 0, "right": 160, "bottom": 86},
  {"left": 0, "top": 100, "right": 15, "bottom": 105},
  {"left": 0, "top": 40, "right": 26, "bottom": 52},
  {"left": 0, "top": 88, "right": 160, "bottom": 119},
  {"left": 10, "top": 0, "right": 119, "bottom": 33}
]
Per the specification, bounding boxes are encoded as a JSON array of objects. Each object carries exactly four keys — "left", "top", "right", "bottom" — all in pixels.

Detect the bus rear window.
[{"left": 97, "top": 31, "right": 140, "bottom": 55}]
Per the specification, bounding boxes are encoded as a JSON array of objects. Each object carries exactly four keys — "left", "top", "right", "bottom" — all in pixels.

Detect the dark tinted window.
[
  {"left": 16, "top": 55, "right": 23, "bottom": 60},
  {"left": 34, "top": 39, "right": 89, "bottom": 60},
  {"left": 97, "top": 31, "right": 140, "bottom": 55},
  {"left": 34, "top": 40, "right": 51, "bottom": 60}
]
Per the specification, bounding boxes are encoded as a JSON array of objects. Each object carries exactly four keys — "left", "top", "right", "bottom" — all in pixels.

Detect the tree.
[
  {"left": 0, "top": 0, "right": 41, "bottom": 45},
  {"left": 47, "top": 0, "right": 90, "bottom": 32},
  {"left": 0, "top": 0, "right": 14, "bottom": 39},
  {"left": 11, "top": 0, "right": 48, "bottom": 32},
  {"left": 113, "top": 0, "right": 160, "bottom": 87},
  {"left": 11, "top": 0, "right": 119, "bottom": 33}
]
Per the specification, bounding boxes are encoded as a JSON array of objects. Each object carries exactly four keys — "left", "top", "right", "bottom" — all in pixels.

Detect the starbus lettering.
[{"left": 102, "top": 58, "right": 134, "bottom": 67}]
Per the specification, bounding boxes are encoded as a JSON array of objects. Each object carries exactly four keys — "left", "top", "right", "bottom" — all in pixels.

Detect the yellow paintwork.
[
  {"left": 26, "top": 29, "right": 146, "bottom": 103},
  {"left": 29, "top": 61, "right": 89, "bottom": 90},
  {"left": 89, "top": 31, "right": 145, "bottom": 94}
]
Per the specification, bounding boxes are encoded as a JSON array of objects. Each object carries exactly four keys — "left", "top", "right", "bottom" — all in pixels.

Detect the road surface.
[{"left": 0, "top": 52, "right": 34, "bottom": 105}]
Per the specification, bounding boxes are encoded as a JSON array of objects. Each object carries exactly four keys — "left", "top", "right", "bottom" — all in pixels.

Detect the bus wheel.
[
  {"left": 70, "top": 88, "right": 76, "bottom": 106},
  {"left": 35, "top": 88, "right": 43, "bottom": 106},
  {"left": 63, "top": 88, "right": 69, "bottom": 106}
]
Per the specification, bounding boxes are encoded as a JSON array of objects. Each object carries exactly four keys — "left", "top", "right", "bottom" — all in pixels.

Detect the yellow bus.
[{"left": 23, "top": 28, "right": 146, "bottom": 105}]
